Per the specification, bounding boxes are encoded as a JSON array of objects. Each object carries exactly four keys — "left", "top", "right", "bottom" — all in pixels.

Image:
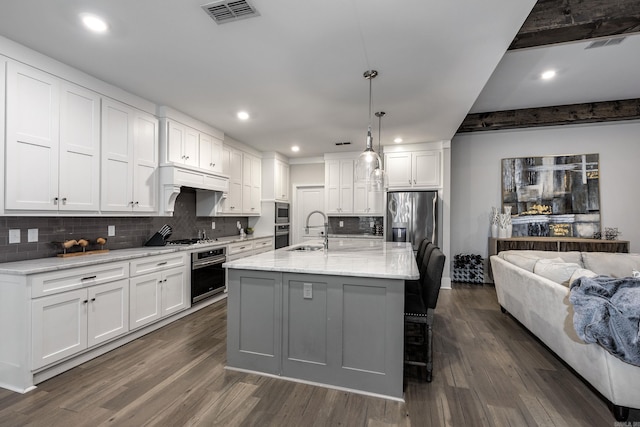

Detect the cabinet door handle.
[
  {"left": 82, "top": 275, "right": 97, "bottom": 281},
  {"left": 62, "top": 197, "right": 67, "bottom": 204},
  {"left": 414, "top": 179, "right": 416, "bottom": 184},
  {"left": 134, "top": 201, "right": 139, "bottom": 206},
  {"left": 83, "top": 300, "right": 88, "bottom": 304},
  {"left": 91, "top": 297, "right": 96, "bottom": 302},
  {"left": 54, "top": 197, "right": 59, "bottom": 205},
  {"left": 408, "top": 180, "right": 411, "bottom": 184}
]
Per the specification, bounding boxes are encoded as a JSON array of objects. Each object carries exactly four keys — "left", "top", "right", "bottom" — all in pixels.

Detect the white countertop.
[
  {"left": 327, "top": 233, "right": 384, "bottom": 239},
  {"left": 224, "top": 239, "right": 419, "bottom": 280},
  {"left": 0, "top": 233, "right": 273, "bottom": 275}
]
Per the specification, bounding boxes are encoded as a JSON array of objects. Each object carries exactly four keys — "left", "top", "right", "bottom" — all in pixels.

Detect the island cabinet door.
[
  {"left": 226, "top": 270, "right": 282, "bottom": 375},
  {"left": 282, "top": 274, "right": 405, "bottom": 399}
]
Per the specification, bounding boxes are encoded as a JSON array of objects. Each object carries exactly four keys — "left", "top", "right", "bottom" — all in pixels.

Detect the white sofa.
[{"left": 490, "top": 250, "right": 640, "bottom": 421}]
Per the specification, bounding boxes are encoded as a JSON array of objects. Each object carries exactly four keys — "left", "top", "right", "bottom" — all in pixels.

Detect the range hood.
[{"left": 159, "top": 165, "right": 229, "bottom": 215}]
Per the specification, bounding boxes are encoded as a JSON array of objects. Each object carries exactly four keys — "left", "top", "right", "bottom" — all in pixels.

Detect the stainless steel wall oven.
[
  {"left": 191, "top": 246, "right": 226, "bottom": 303},
  {"left": 274, "top": 224, "right": 290, "bottom": 249}
]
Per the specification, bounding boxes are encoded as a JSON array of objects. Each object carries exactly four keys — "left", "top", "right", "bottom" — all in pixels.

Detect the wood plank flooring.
[{"left": 0, "top": 284, "right": 637, "bottom": 426}]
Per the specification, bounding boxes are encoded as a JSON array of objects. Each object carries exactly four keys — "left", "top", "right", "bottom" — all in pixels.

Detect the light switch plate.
[
  {"left": 211, "top": 221, "right": 215, "bottom": 229},
  {"left": 303, "top": 283, "right": 313, "bottom": 299},
  {"left": 108, "top": 225, "right": 115, "bottom": 236},
  {"left": 9, "top": 229, "right": 20, "bottom": 244},
  {"left": 28, "top": 228, "right": 38, "bottom": 242}
]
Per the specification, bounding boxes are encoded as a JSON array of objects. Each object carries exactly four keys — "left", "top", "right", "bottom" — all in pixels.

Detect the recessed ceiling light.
[
  {"left": 80, "top": 14, "right": 108, "bottom": 33},
  {"left": 394, "top": 137, "right": 403, "bottom": 143},
  {"left": 237, "top": 111, "right": 250, "bottom": 120},
  {"left": 541, "top": 70, "right": 556, "bottom": 80},
  {"left": 291, "top": 146, "right": 300, "bottom": 152}
]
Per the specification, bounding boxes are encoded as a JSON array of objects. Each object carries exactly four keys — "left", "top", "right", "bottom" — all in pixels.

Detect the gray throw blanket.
[{"left": 569, "top": 275, "right": 640, "bottom": 367}]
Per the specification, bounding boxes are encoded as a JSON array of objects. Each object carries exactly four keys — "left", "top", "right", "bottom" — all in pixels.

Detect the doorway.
[{"left": 293, "top": 186, "right": 325, "bottom": 245}]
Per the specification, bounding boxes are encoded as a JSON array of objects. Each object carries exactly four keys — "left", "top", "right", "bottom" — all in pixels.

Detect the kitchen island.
[{"left": 224, "top": 239, "right": 419, "bottom": 400}]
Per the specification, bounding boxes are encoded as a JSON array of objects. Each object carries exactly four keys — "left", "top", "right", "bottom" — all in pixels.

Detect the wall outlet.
[
  {"left": 28, "top": 228, "right": 38, "bottom": 242},
  {"left": 9, "top": 229, "right": 20, "bottom": 244},
  {"left": 370, "top": 221, "right": 374, "bottom": 228},
  {"left": 108, "top": 225, "right": 116, "bottom": 236},
  {"left": 211, "top": 221, "right": 215, "bottom": 230},
  {"left": 303, "top": 283, "right": 313, "bottom": 299},
  {"left": 236, "top": 221, "right": 241, "bottom": 229},
  {"left": 339, "top": 221, "right": 344, "bottom": 227}
]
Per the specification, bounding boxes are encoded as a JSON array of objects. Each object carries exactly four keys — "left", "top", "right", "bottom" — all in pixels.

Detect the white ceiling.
[
  {"left": 471, "top": 32, "right": 640, "bottom": 113},
  {"left": 0, "top": 0, "right": 539, "bottom": 158}
]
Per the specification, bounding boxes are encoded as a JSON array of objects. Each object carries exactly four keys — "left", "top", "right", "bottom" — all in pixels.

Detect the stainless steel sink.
[{"left": 288, "top": 244, "right": 324, "bottom": 252}]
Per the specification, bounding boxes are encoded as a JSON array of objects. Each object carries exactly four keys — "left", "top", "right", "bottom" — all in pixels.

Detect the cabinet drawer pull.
[
  {"left": 157, "top": 261, "right": 168, "bottom": 266},
  {"left": 82, "top": 275, "right": 97, "bottom": 281}
]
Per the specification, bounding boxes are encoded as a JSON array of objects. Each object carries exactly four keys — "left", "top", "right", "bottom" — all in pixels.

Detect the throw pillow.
[
  {"left": 533, "top": 258, "right": 582, "bottom": 286},
  {"left": 569, "top": 268, "right": 599, "bottom": 286},
  {"left": 633, "top": 270, "right": 640, "bottom": 278}
]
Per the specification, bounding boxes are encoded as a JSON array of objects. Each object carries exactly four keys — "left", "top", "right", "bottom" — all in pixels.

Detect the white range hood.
[{"left": 159, "top": 165, "right": 229, "bottom": 215}]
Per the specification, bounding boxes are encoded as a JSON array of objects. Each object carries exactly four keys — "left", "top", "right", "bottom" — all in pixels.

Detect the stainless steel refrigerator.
[{"left": 385, "top": 191, "right": 438, "bottom": 252}]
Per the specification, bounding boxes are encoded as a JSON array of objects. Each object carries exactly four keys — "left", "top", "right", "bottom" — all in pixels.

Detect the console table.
[{"left": 489, "top": 237, "right": 630, "bottom": 257}]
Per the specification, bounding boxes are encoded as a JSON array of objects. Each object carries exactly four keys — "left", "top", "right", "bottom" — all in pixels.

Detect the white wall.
[
  {"left": 451, "top": 120, "right": 640, "bottom": 259},
  {"left": 290, "top": 163, "right": 325, "bottom": 187}
]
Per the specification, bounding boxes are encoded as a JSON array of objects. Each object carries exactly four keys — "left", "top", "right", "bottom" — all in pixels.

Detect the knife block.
[{"left": 144, "top": 232, "right": 168, "bottom": 247}]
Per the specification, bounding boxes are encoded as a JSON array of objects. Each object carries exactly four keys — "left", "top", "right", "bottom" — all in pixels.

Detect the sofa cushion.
[
  {"left": 581, "top": 252, "right": 640, "bottom": 278},
  {"left": 498, "top": 250, "right": 583, "bottom": 267},
  {"left": 533, "top": 258, "right": 582, "bottom": 286},
  {"left": 502, "top": 252, "right": 541, "bottom": 272}
]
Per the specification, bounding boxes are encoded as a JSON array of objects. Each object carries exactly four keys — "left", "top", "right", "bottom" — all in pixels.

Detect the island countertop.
[{"left": 223, "top": 239, "right": 419, "bottom": 280}]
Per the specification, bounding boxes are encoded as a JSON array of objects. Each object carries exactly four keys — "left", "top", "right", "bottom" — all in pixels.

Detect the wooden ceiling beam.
[
  {"left": 510, "top": 0, "right": 640, "bottom": 49},
  {"left": 457, "top": 99, "right": 640, "bottom": 133}
]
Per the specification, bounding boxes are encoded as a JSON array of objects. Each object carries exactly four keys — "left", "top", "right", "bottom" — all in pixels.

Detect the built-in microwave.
[{"left": 275, "top": 202, "right": 290, "bottom": 224}]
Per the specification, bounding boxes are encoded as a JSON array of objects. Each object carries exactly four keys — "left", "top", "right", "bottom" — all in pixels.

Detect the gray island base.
[{"left": 224, "top": 240, "right": 419, "bottom": 400}]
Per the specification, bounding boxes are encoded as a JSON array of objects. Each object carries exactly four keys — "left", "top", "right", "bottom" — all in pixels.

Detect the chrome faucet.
[{"left": 305, "top": 210, "right": 329, "bottom": 250}]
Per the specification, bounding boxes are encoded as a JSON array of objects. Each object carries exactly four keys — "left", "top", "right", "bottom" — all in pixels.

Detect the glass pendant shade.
[{"left": 354, "top": 126, "right": 382, "bottom": 184}]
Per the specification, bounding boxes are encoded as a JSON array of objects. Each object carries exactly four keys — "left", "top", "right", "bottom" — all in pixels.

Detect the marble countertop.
[
  {"left": 0, "top": 233, "right": 273, "bottom": 275},
  {"left": 224, "top": 239, "right": 419, "bottom": 280},
  {"left": 327, "top": 233, "right": 384, "bottom": 239}
]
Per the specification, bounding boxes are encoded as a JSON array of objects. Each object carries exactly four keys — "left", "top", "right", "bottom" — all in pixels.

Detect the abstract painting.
[{"left": 502, "top": 153, "right": 600, "bottom": 238}]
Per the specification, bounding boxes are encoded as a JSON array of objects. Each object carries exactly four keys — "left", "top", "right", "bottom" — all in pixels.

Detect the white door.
[
  {"left": 161, "top": 267, "right": 188, "bottom": 317},
  {"left": 294, "top": 186, "right": 325, "bottom": 245}
]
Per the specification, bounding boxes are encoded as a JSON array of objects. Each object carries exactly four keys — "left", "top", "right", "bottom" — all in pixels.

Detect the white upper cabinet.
[
  {"left": 261, "top": 155, "right": 290, "bottom": 202},
  {"left": 242, "top": 153, "right": 261, "bottom": 215},
  {"left": 199, "top": 132, "right": 223, "bottom": 173},
  {"left": 5, "top": 62, "right": 100, "bottom": 212},
  {"left": 166, "top": 120, "right": 199, "bottom": 168},
  {"left": 161, "top": 114, "right": 223, "bottom": 174},
  {"left": 385, "top": 149, "right": 441, "bottom": 189},
  {"left": 218, "top": 145, "right": 243, "bottom": 214},
  {"left": 133, "top": 111, "right": 159, "bottom": 212},
  {"left": 101, "top": 98, "right": 158, "bottom": 213},
  {"left": 353, "top": 184, "right": 384, "bottom": 215},
  {"left": 325, "top": 159, "right": 354, "bottom": 215}
]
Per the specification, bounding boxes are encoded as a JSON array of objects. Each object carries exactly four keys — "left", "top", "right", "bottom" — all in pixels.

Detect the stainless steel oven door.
[
  {"left": 191, "top": 253, "right": 226, "bottom": 303},
  {"left": 274, "top": 224, "right": 290, "bottom": 249}
]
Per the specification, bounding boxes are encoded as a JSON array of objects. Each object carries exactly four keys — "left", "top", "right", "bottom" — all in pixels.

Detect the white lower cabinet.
[
  {"left": 129, "top": 254, "right": 188, "bottom": 330},
  {"left": 31, "top": 279, "right": 129, "bottom": 370}
]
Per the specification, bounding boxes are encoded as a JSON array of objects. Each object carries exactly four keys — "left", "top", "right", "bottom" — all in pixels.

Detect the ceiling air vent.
[
  {"left": 201, "top": 0, "right": 260, "bottom": 25},
  {"left": 585, "top": 36, "right": 626, "bottom": 49}
]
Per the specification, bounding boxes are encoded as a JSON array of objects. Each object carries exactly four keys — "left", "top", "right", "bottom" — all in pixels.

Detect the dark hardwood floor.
[{"left": 0, "top": 284, "right": 636, "bottom": 426}]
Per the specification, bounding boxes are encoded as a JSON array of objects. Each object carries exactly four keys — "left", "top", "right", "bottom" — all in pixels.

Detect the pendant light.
[
  {"left": 370, "top": 111, "right": 387, "bottom": 192},
  {"left": 354, "top": 70, "right": 382, "bottom": 187}
]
